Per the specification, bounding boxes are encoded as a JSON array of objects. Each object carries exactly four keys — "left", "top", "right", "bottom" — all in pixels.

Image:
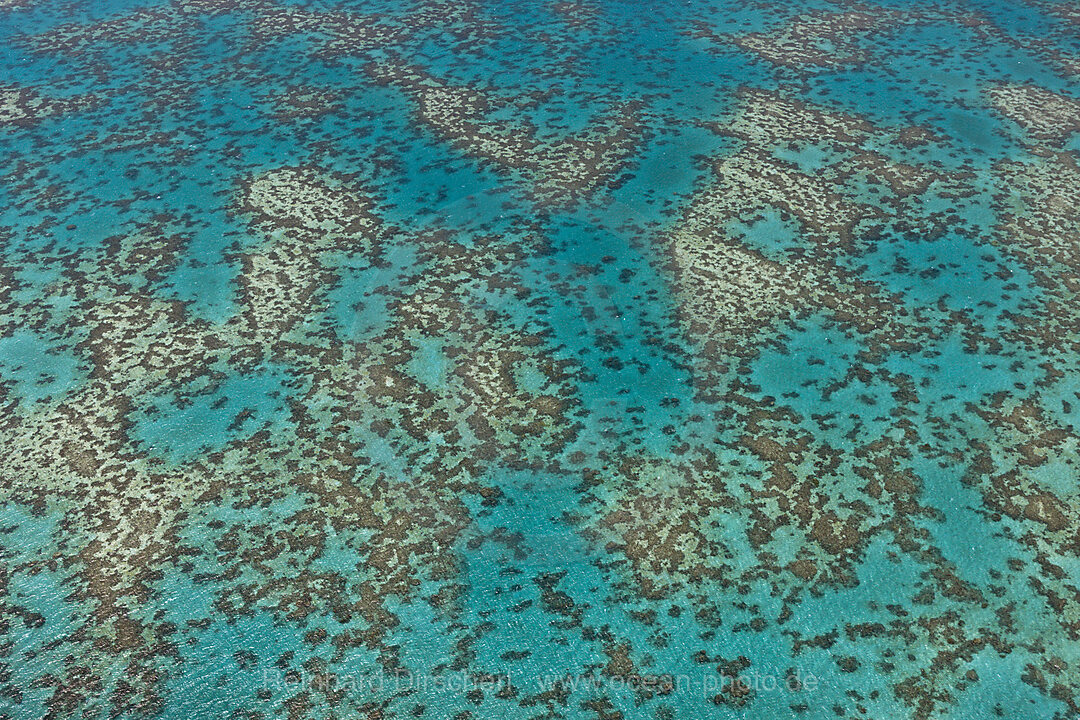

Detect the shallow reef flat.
[{"left": 1, "top": 0, "right": 1080, "bottom": 718}]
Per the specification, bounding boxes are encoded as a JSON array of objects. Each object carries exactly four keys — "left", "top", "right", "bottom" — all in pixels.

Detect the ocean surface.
[{"left": 1, "top": 0, "right": 1080, "bottom": 718}]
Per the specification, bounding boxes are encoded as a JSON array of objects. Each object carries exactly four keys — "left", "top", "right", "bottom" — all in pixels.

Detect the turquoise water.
[{"left": 1, "top": 0, "right": 1080, "bottom": 718}]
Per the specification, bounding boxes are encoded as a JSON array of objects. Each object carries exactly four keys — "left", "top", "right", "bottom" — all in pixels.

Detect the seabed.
[{"left": 1, "top": 1, "right": 1080, "bottom": 719}]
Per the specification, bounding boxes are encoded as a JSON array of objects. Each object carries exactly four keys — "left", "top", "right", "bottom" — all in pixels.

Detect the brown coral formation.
[
  {"left": 0, "top": 84, "right": 95, "bottom": 128},
  {"left": 987, "top": 83, "right": 1080, "bottom": 144},
  {"left": 366, "top": 58, "right": 648, "bottom": 208}
]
